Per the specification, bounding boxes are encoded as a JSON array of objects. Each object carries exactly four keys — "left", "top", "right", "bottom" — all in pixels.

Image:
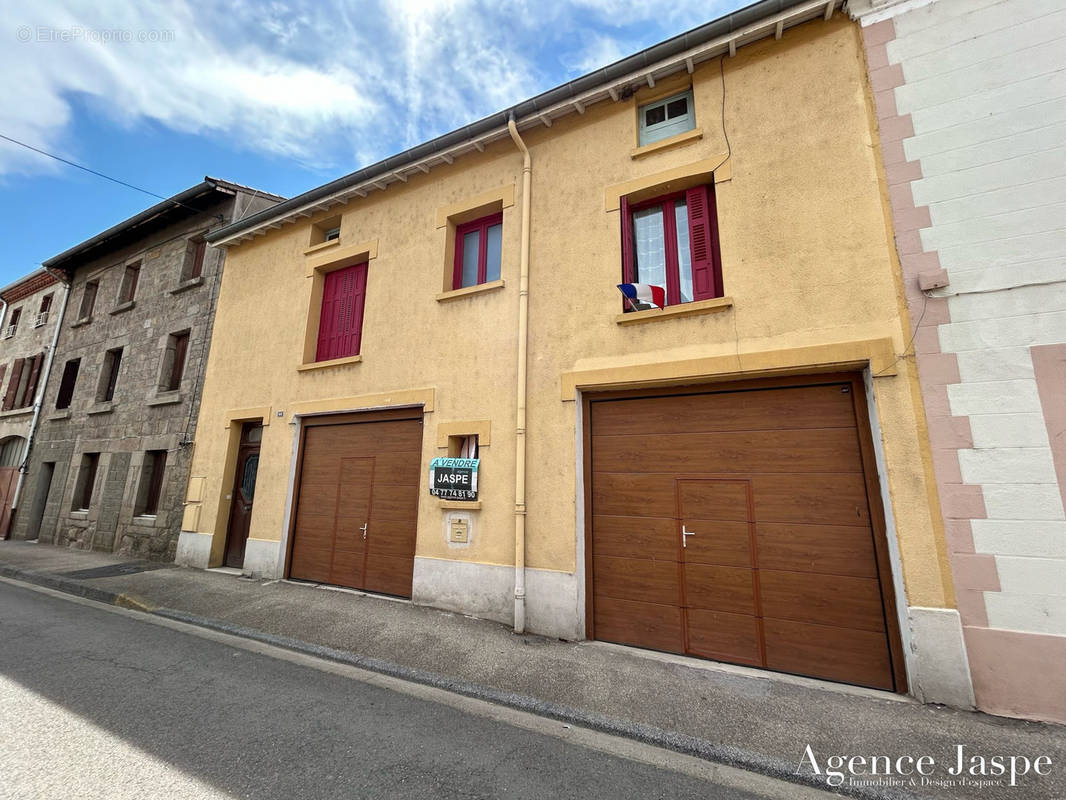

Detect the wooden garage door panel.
[
  {"left": 683, "top": 564, "right": 755, "bottom": 614},
  {"left": 686, "top": 610, "right": 761, "bottom": 665},
  {"left": 368, "top": 451, "right": 421, "bottom": 485},
  {"left": 590, "top": 385, "right": 856, "bottom": 437},
  {"left": 366, "top": 520, "right": 417, "bottom": 557},
  {"left": 592, "top": 473, "right": 676, "bottom": 517},
  {"left": 591, "top": 516, "right": 677, "bottom": 561},
  {"left": 329, "top": 548, "right": 365, "bottom": 588},
  {"left": 756, "top": 523, "right": 879, "bottom": 578},
  {"left": 593, "top": 555, "right": 679, "bottom": 605},
  {"left": 592, "top": 428, "right": 862, "bottom": 475},
  {"left": 676, "top": 481, "right": 749, "bottom": 521},
  {"left": 681, "top": 520, "right": 752, "bottom": 567},
  {"left": 291, "top": 418, "right": 421, "bottom": 596},
  {"left": 760, "top": 570, "right": 886, "bottom": 632},
  {"left": 370, "top": 483, "right": 419, "bottom": 522},
  {"left": 362, "top": 553, "right": 414, "bottom": 597},
  {"left": 764, "top": 619, "right": 894, "bottom": 690},
  {"left": 593, "top": 596, "right": 683, "bottom": 654},
  {"left": 293, "top": 508, "right": 335, "bottom": 546},
  {"left": 751, "top": 474, "right": 871, "bottom": 526},
  {"left": 290, "top": 545, "right": 332, "bottom": 582}
]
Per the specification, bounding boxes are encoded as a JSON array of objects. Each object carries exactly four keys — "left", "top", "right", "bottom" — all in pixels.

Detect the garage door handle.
[
  {"left": 682, "top": 525, "right": 696, "bottom": 548},
  {"left": 360, "top": 523, "right": 368, "bottom": 540}
]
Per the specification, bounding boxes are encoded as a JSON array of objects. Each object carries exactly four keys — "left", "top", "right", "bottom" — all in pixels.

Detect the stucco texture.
[{"left": 185, "top": 15, "right": 954, "bottom": 613}]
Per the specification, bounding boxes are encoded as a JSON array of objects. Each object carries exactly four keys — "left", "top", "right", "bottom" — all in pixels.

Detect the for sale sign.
[{"left": 429, "top": 457, "right": 479, "bottom": 501}]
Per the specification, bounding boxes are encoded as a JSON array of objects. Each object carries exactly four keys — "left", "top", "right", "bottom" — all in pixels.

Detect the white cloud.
[{"left": 0, "top": 0, "right": 743, "bottom": 178}]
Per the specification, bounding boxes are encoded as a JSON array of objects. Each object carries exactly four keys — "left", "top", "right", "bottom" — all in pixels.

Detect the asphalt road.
[{"left": 0, "top": 580, "right": 827, "bottom": 800}]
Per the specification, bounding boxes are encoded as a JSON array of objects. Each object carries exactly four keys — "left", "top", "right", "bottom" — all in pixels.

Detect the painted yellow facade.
[{"left": 181, "top": 15, "right": 955, "bottom": 648}]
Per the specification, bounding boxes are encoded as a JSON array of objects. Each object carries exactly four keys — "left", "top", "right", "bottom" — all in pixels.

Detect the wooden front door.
[
  {"left": 288, "top": 411, "right": 421, "bottom": 598},
  {"left": 0, "top": 467, "right": 18, "bottom": 538},
  {"left": 588, "top": 376, "right": 906, "bottom": 692},
  {"left": 224, "top": 422, "right": 262, "bottom": 568}
]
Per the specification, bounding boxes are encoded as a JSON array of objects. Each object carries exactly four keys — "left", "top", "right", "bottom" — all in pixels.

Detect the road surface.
[{"left": 0, "top": 579, "right": 829, "bottom": 799}]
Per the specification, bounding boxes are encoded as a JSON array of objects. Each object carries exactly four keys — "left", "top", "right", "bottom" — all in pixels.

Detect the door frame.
[
  {"left": 222, "top": 421, "right": 263, "bottom": 569},
  {"left": 282, "top": 405, "right": 424, "bottom": 582},
  {"left": 581, "top": 371, "right": 909, "bottom": 693}
]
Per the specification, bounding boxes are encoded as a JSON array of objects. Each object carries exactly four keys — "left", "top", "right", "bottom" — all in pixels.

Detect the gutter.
[
  {"left": 507, "top": 115, "right": 532, "bottom": 634},
  {"left": 206, "top": 0, "right": 840, "bottom": 247}
]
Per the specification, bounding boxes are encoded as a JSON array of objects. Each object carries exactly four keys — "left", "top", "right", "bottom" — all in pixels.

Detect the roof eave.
[{"left": 207, "top": 0, "right": 841, "bottom": 247}]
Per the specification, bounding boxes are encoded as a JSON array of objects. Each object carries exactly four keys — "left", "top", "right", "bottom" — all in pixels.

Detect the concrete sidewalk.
[{"left": 1, "top": 540, "right": 1062, "bottom": 800}]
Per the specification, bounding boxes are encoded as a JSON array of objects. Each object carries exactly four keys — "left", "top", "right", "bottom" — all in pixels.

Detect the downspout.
[
  {"left": 11, "top": 277, "right": 71, "bottom": 525},
  {"left": 507, "top": 114, "right": 531, "bottom": 634}
]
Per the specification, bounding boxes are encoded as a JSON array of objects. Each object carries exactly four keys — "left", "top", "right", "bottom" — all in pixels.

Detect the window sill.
[
  {"left": 631, "top": 128, "right": 703, "bottom": 159},
  {"left": 438, "top": 500, "right": 481, "bottom": 510},
  {"left": 69, "top": 511, "right": 89, "bottom": 521},
  {"left": 109, "top": 300, "right": 135, "bottom": 316},
  {"left": 131, "top": 514, "right": 162, "bottom": 527},
  {"left": 304, "top": 239, "right": 341, "bottom": 256},
  {"left": 70, "top": 316, "right": 92, "bottom": 328},
  {"left": 298, "top": 354, "right": 363, "bottom": 372},
  {"left": 87, "top": 402, "right": 115, "bottom": 415},
  {"left": 436, "top": 280, "right": 505, "bottom": 303},
  {"left": 170, "top": 276, "right": 204, "bottom": 295},
  {"left": 0, "top": 407, "right": 33, "bottom": 419},
  {"left": 148, "top": 391, "right": 183, "bottom": 407},
  {"left": 616, "top": 296, "right": 733, "bottom": 326},
  {"left": 48, "top": 410, "right": 72, "bottom": 421}
]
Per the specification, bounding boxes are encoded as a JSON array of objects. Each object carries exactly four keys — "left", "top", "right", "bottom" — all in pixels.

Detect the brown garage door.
[
  {"left": 289, "top": 411, "right": 422, "bottom": 597},
  {"left": 587, "top": 376, "right": 906, "bottom": 691}
]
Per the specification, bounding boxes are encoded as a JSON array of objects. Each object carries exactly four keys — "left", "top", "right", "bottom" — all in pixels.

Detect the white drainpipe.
[
  {"left": 11, "top": 278, "right": 71, "bottom": 521},
  {"left": 507, "top": 115, "right": 532, "bottom": 634}
]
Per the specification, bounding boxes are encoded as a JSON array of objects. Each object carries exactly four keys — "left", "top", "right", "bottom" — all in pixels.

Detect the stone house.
[
  {"left": 0, "top": 268, "right": 66, "bottom": 536},
  {"left": 10, "top": 178, "right": 282, "bottom": 560}
]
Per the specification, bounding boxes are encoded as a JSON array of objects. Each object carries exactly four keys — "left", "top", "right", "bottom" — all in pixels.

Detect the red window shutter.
[
  {"left": 685, "top": 184, "right": 722, "bottom": 300},
  {"left": 2, "top": 359, "right": 23, "bottom": 411},
  {"left": 316, "top": 263, "right": 368, "bottom": 361},
  {"left": 620, "top": 195, "right": 635, "bottom": 284}
]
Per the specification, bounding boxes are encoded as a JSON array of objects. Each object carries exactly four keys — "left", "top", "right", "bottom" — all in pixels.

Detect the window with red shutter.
[
  {"left": 620, "top": 182, "right": 723, "bottom": 310},
  {"left": 315, "top": 262, "right": 368, "bottom": 362}
]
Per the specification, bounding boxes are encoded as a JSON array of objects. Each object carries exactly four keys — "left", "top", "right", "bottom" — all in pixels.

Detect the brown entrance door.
[
  {"left": 288, "top": 411, "right": 421, "bottom": 597},
  {"left": 0, "top": 468, "right": 18, "bottom": 538},
  {"left": 588, "top": 376, "right": 905, "bottom": 692},
  {"left": 224, "top": 422, "right": 262, "bottom": 568}
]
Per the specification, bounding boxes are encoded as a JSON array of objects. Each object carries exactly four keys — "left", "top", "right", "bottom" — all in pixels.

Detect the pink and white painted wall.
[{"left": 851, "top": 0, "right": 1066, "bottom": 724}]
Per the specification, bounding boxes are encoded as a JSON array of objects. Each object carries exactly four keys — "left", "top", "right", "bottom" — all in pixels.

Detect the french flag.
[{"left": 617, "top": 283, "right": 666, "bottom": 310}]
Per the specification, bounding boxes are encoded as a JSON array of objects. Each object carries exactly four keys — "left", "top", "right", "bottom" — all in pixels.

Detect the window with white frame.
[{"left": 638, "top": 90, "right": 695, "bottom": 147}]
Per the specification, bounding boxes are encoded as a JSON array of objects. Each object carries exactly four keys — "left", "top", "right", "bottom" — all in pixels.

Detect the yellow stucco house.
[{"left": 177, "top": 0, "right": 975, "bottom": 707}]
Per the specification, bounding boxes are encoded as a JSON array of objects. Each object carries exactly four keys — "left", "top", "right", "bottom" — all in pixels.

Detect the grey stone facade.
[{"left": 10, "top": 179, "right": 281, "bottom": 560}]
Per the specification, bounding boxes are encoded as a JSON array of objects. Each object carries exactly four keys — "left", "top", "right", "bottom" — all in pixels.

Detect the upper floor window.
[
  {"left": 453, "top": 213, "right": 502, "bottom": 290},
  {"left": 98, "top": 347, "right": 123, "bottom": 403},
  {"left": 36, "top": 294, "right": 53, "bottom": 327},
  {"left": 315, "top": 263, "right": 368, "bottom": 362},
  {"left": 621, "top": 184, "right": 722, "bottom": 310},
  {"left": 78, "top": 281, "right": 99, "bottom": 321},
  {"left": 161, "top": 330, "right": 189, "bottom": 392},
  {"left": 118, "top": 262, "right": 141, "bottom": 304},
  {"left": 4, "top": 308, "right": 21, "bottom": 338},
  {"left": 182, "top": 236, "right": 207, "bottom": 281},
  {"left": 56, "top": 358, "right": 80, "bottom": 410},
  {"left": 638, "top": 90, "right": 695, "bottom": 147},
  {"left": 1, "top": 353, "right": 44, "bottom": 411}
]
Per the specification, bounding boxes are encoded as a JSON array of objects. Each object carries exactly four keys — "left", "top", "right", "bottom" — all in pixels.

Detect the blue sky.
[{"left": 0, "top": 0, "right": 745, "bottom": 286}]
